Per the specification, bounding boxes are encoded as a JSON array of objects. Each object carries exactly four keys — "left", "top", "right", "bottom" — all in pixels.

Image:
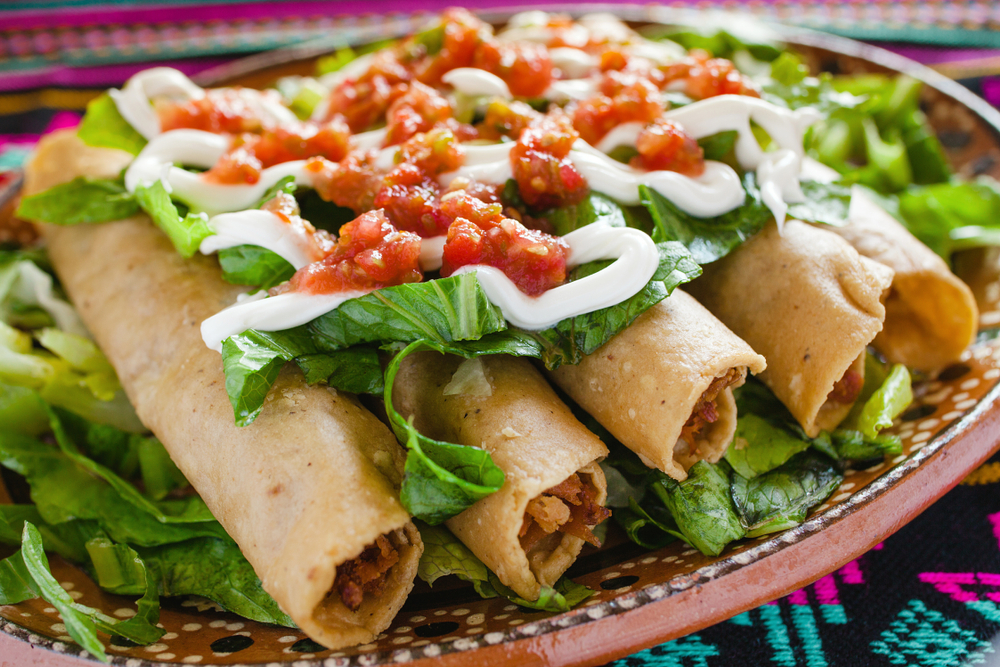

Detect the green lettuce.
[
  {"left": 731, "top": 451, "right": 843, "bottom": 537},
  {"left": 895, "top": 178, "right": 1000, "bottom": 258},
  {"left": 415, "top": 521, "right": 595, "bottom": 611},
  {"left": 133, "top": 181, "right": 213, "bottom": 258},
  {"left": 16, "top": 175, "right": 138, "bottom": 226},
  {"left": 641, "top": 174, "right": 771, "bottom": 264},
  {"left": 652, "top": 461, "right": 745, "bottom": 556},
  {"left": 77, "top": 93, "right": 148, "bottom": 156},
  {"left": 384, "top": 342, "right": 506, "bottom": 524},
  {"left": 218, "top": 245, "right": 295, "bottom": 290},
  {"left": 724, "top": 412, "right": 813, "bottom": 479}
]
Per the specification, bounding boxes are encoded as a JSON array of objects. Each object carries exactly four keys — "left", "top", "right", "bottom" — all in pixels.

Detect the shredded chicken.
[
  {"left": 334, "top": 534, "right": 400, "bottom": 612},
  {"left": 827, "top": 368, "right": 864, "bottom": 404},
  {"left": 518, "top": 473, "right": 611, "bottom": 553},
  {"left": 680, "top": 367, "right": 743, "bottom": 444}
]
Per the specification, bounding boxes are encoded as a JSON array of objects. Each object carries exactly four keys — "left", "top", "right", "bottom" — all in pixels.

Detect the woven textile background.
[{"left": 3, "top": 3, "right": 1000, "bottom": 666}]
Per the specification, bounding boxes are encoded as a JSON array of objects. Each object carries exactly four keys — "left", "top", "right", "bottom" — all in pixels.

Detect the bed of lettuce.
[{"left": 11, "top": 22, "right": 1000, "bottom": 659}]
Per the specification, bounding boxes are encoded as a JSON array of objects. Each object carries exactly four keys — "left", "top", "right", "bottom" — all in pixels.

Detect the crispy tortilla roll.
[
  {"left": 548, "top": 290, "right": 766, "bottom": 481},
  {"left": 820, "top": 189, "right": 978, "bottom": 371},
  {"left": 687, "top": 220, "right": 894, "bottom": 438},
  {"left": 25, "top": 131, "right": 422, "bottom": 650},
  {"left": 392, "top": 352, "right": 609, "bottom": 601}
]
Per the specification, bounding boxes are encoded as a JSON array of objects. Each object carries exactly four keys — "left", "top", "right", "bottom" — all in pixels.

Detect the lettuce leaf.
[
  {"left": 540, "top": 191, "right": 631, "bottom": 235},
  {"left": 295, "top": 347, "right": 384, "bottom": 394},
  {"left": 895, "top": 178, "right": 1000, "bottom": 257},
  {"left": 731, "top": 451, "right": 843, "bottom": 537},
  {"left": 0, "top": 549, "right": 37, "bottom": 605},
  {"left": 614, "top": 498, "right": 683, "bottom": 550},
  {"left": 308, "top": 272, "right": 506, "bottom": 352},
  {"left": 16, "top": 176, "right": 138, "bottom": 226},
  {"left": 651, "top": 460, "right": 745, "bottom": 556},
  {"left": 0, "top": 430, "right": 226, "bottom": 545},
  {"left": 77, "top": 93, "right": 148, "bottom": 156},
  {"left": 640, "top": 174, "right": 771, "bottom": 264},
  {"left": 724, "top": 412, "right": 813, "bottom": 479},
  {"left": 415, "top": 521, "right": 595, "bottom": 611},
  {"left": 520, "top": 241, "right": 701, "bottom": 369},
  {"left": 218, "top": 245, "right": 296, "bottom": 290},
  {"left": 762, "top": 54, "right": 866, "bottom": 115},
  {"left": 786, "top": 181, "right": 853, "bottom": 227},
  {"left": 133, "top": 181, "right": 213, "bottom": 258},
  {"left": 384, "top": 341, "right": 505, "bottom": 524}
]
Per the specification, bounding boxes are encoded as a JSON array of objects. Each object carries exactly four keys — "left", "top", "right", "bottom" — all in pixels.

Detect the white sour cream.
[
  {"left": 111, "top": 68, "right": 296, "bottom": 140},
  {"left": 441, "top": 140, "right": 746, "bottom": 216},
  {"left": 201, "top": 289, "right": 369, "bottom": 352},
  {"left": 124, "top": 129, "right": 312, "bottom": 215},
  {"left": 549, "top": 48, "right": 597, "bottom": 79},
  {"left": 199, "top": 209, "right": 319, "bottom": 269},
  {"left": 442, "top": 68, "right": 512, "bottom": 98}
]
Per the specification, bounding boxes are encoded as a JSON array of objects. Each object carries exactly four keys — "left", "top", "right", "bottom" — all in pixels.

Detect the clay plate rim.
[{"left": 2, "top": 6, "right": 1000, "bottom": 666}]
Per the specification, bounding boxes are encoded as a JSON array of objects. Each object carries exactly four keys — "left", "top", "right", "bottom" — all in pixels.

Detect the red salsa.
[
  {"left": 440, "top": 193, "right": 569, "bottom": 296},
  {"left": 274, "top": 209, "right": 423, "bottom": 295}
]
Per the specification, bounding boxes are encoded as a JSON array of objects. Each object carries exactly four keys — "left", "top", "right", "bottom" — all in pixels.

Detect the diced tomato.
[
  {"left": 276, "top": 209, "right": 423, "bottom": 295},
  {"left": 308, "top": 151, "right": 385, "bottom": 213},
  {"left": 828, "top": 369, "right": 864, "bottom": 404},
  {"left": 477, "top": 99, "right": 540, "bottom": 141},
  {"left": 440, "top": 193, "right": 568, "bottom": 296},
  {"left": 573, "top": 71, "right": 664, "bottom": 145},
  {"left": 415, "top": 8, "right": 485, "bottom": 85},
  {"left": 374, "top": 163, "right": 449, "bottom": 237},
  {"left": 156, "top": 88, "right": 283, "bottom": 134},
  {"left": 632, "top": 117, "right": 705, "bottom": 176},
  {"left": 322, "top": 50, "right": 412, "bottom": 132},
  {"left": 385, "top": 81, "right": 454, "bottom": 145},
  {"left": 661, "top": 50, "right": 760, "bottom": 100},
  {"left": 511, "top": 113, "right": 588, "bottom": 209},
  {"left": 203, "top": 118, "right": 352, "bottom": 185},
  {"left": 599, "top": 49, "right": 628, "bottom": 72},
  {"left": 473, "top": 40, "right": 554, "bottom": 98},
  {"left": 397, "top": 126, "right": 466, "bottom": 175}
]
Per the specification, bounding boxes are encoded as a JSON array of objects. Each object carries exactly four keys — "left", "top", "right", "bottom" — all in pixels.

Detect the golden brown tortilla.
[
  {"left": 23, "top": 130, "right": 422, "bottom": 650},
  {"left": 822, "top": 188, "right": 978, "bottom": 371},
  {"left": 548, "top": 290, "right": 766, "bottom": 481},
  {"left": 392, "top": 351, "right": 608, "bottom": 601},
  {"left": 687, "top": 219, "right": 894, "bottom": 437}
]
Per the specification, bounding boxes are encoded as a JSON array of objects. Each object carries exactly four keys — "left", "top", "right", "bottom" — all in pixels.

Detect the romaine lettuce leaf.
[
  {"left": 383, "top": 341, "right": 505, "bottom": 524},
  {"left": 0, "top": 549, "right": 37, "bottom": 606},
  {"left": 651, "top": 460, "right": 745, "bottom": 556},
  {"left": 415, "top": 520, "right": 595, "bottom": 611},
  {"left": 295, "top": 347, "right": 384, "bottom": 394},
  {"left": 218, "top": 245, "right": 295, "bottom": 290},
  {"left": 895, "top": 178, "right": 1000, "bottom": 257},
  {"left": 541, "top": 191, "right": 630, "bottom": 235},
  {"left": 640, "top": 174, "right": 771, "bottom": 264},
  {"left": 133, "top": 180, "right": 213, "bottom": 258},
  {"left": 16, "top": 175, "right": 138, "bottom": 226},
  {"left": 77, "top": 93, "right": 148, "bottom": 156},
  {"left": 786, "top": 181, "right": 853, "bottom": 227},
  {"left": 724, "top": 412, "right": 813, "bottom": 479},
  {"left": 614, "top": 498, "right": 683, "bottom": 550},
  {"left": 308, "top": 272, "right": 506, "bottom": 352},
  {"left": 731, "top": 451, "right": 843, "bottom": 537}
]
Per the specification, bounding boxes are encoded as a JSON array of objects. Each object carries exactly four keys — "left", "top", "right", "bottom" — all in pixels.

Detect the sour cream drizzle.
[
  {"left": 124, "top": 129, "right": 312, "bottom": 215},
  {"left": 111, "top": 68, "right": 297, "bottom": 140},
  {"left": 199, "top": 210, "right": 319, "bottom": 269},
  {"left": 199, "top": 220, "right": 659, "bottom": 351}
]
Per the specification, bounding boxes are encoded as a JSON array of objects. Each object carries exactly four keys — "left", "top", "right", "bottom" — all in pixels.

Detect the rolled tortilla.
[
  {"left": 687, "top": 219, "right": 894, "bottom": 438},
  {"left": 819, "top": 188, "right": 978, "bottom": 371},
  {"left": 392, "top": 352, "right": 609, "bottom": 601},
  {"left": 548, "top": 290, "right": 766, "bottom": 481},
  {"left": 24, "top": 130, "right": 422, "bottom": 650}
]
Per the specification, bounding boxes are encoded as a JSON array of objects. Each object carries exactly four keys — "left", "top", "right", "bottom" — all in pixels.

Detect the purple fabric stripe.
[
  {"left": 0, "top": 58, "right": 230, "bottom": 93},
  {"left": 3, "top": 0, "right": 477, "bottom": 31},
  {"left": 984, "top": 79, "right": 1000, "bottom": 108}
]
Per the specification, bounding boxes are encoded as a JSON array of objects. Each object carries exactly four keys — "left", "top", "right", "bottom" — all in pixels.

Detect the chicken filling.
[
  {"left": 827, "top": 368, "right": 864, "bottom": 404},
  {"left": 680, "top": 367, "right": 744, "bottom": 445},
  {"left": 518, "top": 473, "right": 611, "bottom": 553},
  {"left": 334, "top": 534, "right": 400, "bottom": 612}
]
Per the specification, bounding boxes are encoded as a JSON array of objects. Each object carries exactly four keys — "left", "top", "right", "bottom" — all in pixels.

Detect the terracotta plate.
[{"left": 3, "top": 6, "right": 1000, "bottom": 666}]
